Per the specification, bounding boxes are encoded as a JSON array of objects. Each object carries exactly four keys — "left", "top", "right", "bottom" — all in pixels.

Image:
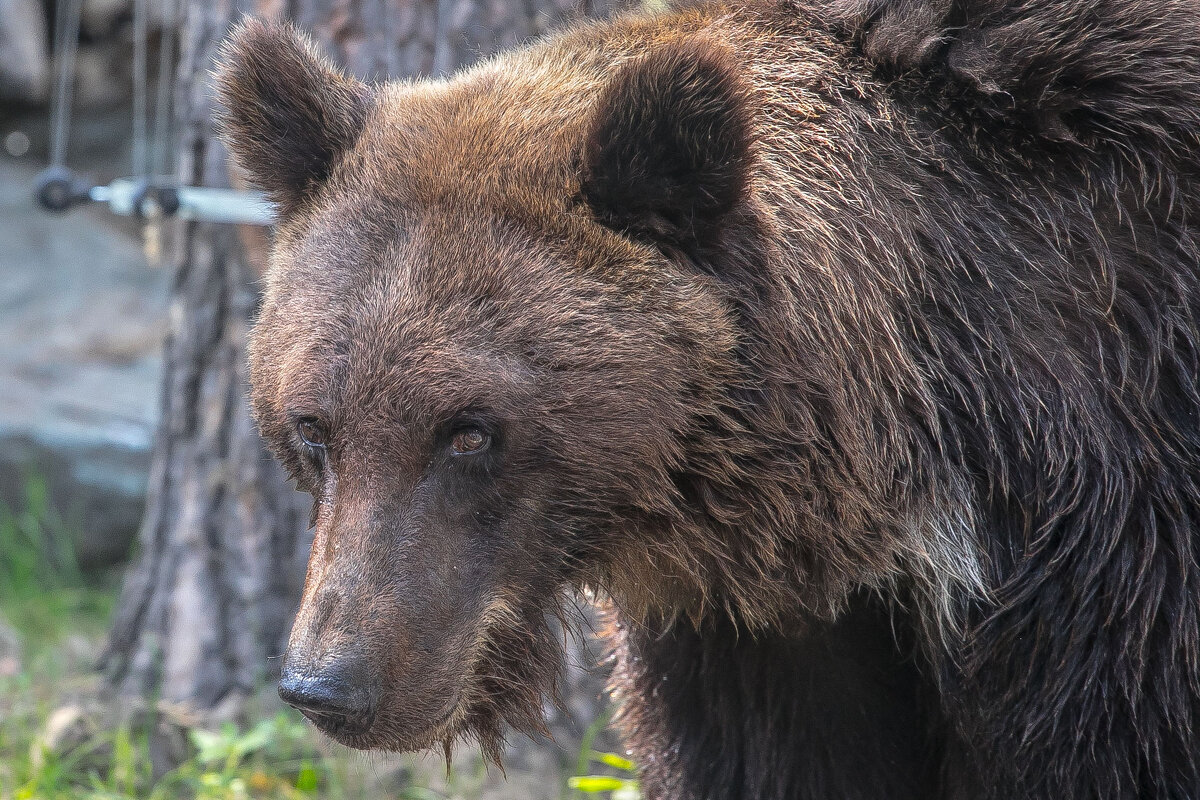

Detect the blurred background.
[{"left": 0, "top": 0, "right": 636, "bottom": 797}]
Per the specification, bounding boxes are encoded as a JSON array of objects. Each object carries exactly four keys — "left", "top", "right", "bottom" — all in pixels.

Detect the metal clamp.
[
  {"left": 34, "top": 165, "right": 94, "bottom": 212},
  {"left": 34, "top": 168, "right": 276, "bottom": 226}
]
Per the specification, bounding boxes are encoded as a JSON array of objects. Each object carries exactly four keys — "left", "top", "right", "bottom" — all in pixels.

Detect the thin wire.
[
  {"left": 152, "top": 0, "right": 176, "bottom": 176},
  {"left": 132, "top": 0, "right": 149, "bottom": 177},
  {"left": 48, "top": 0, "right": 66, "bottom": 163},
  {"left": 48, "top": 0, "right": 83, "bottom": 167},
  {"left": 382, "top": 0, "right": 397, "bottom": 79}
]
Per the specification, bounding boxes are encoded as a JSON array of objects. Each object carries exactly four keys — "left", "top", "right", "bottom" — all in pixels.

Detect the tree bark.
[
  {"left": 102, "top": 0, "right": 622, "bottom": 773},
  {"left": 100, "top": 0, "right": 310, "bottom": 716}
]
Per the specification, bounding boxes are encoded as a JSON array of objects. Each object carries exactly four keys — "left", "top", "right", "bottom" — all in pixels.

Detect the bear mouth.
[
  {"left": 318, "top": 694, "right": 466, "bottom": 753},
  {"left": 299, "top": 705, "right": 377, "bottom": 739}
]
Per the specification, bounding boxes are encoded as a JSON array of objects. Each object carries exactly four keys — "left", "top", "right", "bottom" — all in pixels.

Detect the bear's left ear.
[
  {"left": 580, "top": 38, "right": 755, "bottom": 247},
  {"left": 215, "top": 19, "right": 371, "bottom": 217}
]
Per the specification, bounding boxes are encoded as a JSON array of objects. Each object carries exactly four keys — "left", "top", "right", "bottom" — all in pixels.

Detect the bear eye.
[
  {"left": 451, "top": 427, "right": 490, "bottom": 456},
  {"left": 297, "top": 417, "right": 329, "bottom": 448}
]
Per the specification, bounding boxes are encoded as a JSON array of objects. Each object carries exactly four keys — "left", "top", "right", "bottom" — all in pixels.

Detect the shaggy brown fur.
[{"left": 216, "top": 1, "right": 1200, "bottom": 797}]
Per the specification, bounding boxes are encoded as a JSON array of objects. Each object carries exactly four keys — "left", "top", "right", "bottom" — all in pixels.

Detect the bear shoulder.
[{"left": 821, "top": 0, "right": 1200, "bottom": 154}]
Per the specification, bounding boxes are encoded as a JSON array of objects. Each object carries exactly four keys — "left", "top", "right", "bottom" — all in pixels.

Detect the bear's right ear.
[
  {"left": 580, "top": 38, "right": 755, "bottom": 248},
  {"left": 215, "top": 19, "right": 370, "bottom": 217}
]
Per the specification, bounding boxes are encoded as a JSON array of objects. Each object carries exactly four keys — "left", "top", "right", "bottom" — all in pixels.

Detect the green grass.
[
  {"left": 1, "top": 699, "right": 413, "bottom": 800},
  {"left": 0, "top": 479, "right": 638, "bottom": 800},
  {"left": 0, "top": 476, "right": 116, "bottom": 651},
  {"left": 0, "top": 478, "right": 397, "bottom": 799},
  {"left": 569, "top": 748, "right": 640, "bottom": 800}
]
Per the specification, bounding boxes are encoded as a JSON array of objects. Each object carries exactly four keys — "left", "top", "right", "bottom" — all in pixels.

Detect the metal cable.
[
  {"left": 152, "top": 0, "right": 175, "bottom": 176},
  {"left": 132, "top": 0, "right": 149, "bottom": 177},
  {"left": 48, "top": 0, "right": 83, "bottom": 167}
]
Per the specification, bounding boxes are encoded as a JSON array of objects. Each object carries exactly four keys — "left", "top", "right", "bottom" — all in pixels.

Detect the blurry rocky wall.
[{"left": 0, "top": 0, "right": 173, "bottom": 571}]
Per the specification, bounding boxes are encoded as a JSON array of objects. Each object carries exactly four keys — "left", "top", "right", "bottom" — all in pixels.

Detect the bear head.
[{"left": 216, "top": 19, "right": 759, "bottom": 756}]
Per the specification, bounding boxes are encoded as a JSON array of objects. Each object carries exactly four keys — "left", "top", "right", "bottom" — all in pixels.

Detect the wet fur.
[{"left": 217, "top": 1, "right": 1200, "bottom": 797}]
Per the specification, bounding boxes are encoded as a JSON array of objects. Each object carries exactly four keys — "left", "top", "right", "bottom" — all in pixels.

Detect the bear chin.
[{"left": 319, "top": 699, "right": 467, "bottom": 753}]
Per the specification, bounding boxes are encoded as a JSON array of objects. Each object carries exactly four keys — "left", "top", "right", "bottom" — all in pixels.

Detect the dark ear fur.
[
  {"left": 580, "top": 38, "right": 755, "bottom": 246},
  {"left": 214, "top": 19, "right": 370, "bottom": 216}
]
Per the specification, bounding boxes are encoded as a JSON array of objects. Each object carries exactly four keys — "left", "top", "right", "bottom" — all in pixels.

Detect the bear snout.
[{"left": 278, "top": 655, "right": 378, "bottom": 737}]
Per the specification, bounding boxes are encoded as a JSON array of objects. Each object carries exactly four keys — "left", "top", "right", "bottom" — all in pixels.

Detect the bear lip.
[
  {"left": 300, "top": 704, "right": 377, "bottom": 738},
  {"left": 320, "top": 695, "right": 465, "bottom": 752}
]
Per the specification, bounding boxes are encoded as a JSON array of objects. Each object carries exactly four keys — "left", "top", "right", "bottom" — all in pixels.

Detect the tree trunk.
[
  {"left": 101, "top": 0, "right": 622, "bottom": 773},
  {"left": 99, "top": 0, "right": 311, "bottom": 718}
]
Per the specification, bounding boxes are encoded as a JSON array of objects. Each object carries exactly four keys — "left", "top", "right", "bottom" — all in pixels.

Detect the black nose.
[{"left": 279, "top": 662, "right": 375, "bottom": 735}]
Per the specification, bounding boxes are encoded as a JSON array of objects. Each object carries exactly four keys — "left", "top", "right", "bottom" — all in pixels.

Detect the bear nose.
[{"left": 278, "top": 661, "right": 376, "bottom": 735}]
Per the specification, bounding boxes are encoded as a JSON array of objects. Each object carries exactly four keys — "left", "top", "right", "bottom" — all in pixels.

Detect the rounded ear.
[
  {"left": 214, "top": 19, "right": 371, "bottom": 217},
  {"left": 579, "top": 38, "right": 756, "bottom": 247}
]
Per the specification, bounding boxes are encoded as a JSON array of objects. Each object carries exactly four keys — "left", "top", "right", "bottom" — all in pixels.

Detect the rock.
[
  {"left": 36, "top": 704, "right": 95, "bottom": 755},
  {"left": 0, "top": 157, "right": 168, "bottom": 568},
  {"left": 0, "top": 0, "right": 49, "bottom": 104},
  {"left": 0, "top": 615, "right": 20, "bottom": 677},
  {"left": 0, "top": 656, "right": 17, "bottom": 678},
  {"left": 30, "top": 699, "right": 189, "bottom": 783},
  {"left": 30, "top": 704, "right": 111, "bottom": 774}
]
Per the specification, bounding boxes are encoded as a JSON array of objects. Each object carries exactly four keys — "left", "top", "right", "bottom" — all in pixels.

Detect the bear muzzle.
[{"left": 278, "top": 654, "right": 379, "bottom": 738}]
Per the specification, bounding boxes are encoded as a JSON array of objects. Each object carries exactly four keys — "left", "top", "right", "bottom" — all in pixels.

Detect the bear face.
[
  {"left": 250, "top": 204, "right": 739, "bottom": 753},
  {"left": 218, "top": 19, "right": 758, "bottom": 755}
]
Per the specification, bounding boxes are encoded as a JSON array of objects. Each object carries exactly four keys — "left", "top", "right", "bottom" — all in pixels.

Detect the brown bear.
[{"left": 215, "top": 0, "right": 1200, "bottom": 797}]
